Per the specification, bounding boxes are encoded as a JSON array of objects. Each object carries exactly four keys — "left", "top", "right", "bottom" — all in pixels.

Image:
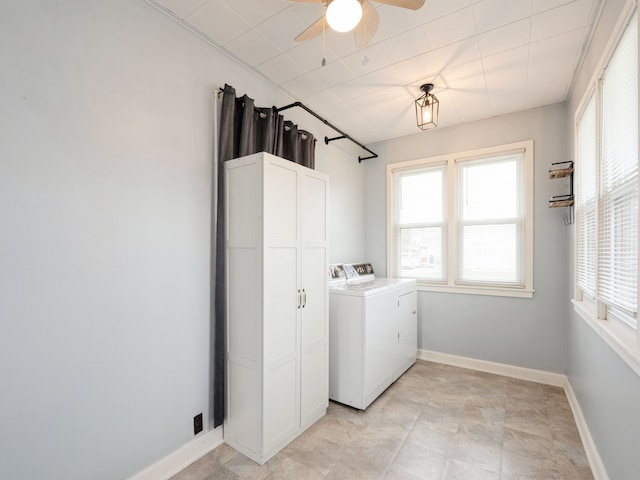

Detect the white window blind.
[
  {"left": 599, "top": 12, "right": 638, "bottom": 319},
  {"left": 576, "top": 93, "right": 597, "bottom": 298},
  {"left": 394, "top": 165, "right": 446, "bottom": 281},
  {"left": 456, "top": 153, "right": 524, "bottom": 287}
]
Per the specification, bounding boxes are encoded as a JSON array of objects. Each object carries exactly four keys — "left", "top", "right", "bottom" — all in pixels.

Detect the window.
[
  {"left": 574, "top": 6, "right": 639, "bottom": 373},
  {"left": 388, "top": 141, "right": 534, "bottom": 298}
]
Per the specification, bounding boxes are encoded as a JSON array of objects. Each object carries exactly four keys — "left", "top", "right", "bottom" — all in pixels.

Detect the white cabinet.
[
  {"left": 224, "top": 152, "right": 329, "bottom": 465},
  {"left": 329, "top": 279, "right": 417, "bottom": 410}
]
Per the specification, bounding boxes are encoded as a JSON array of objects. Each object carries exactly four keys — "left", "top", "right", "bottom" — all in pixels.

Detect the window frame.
[
  {"left": 387, "top": 140, "right": 534, "bottom": 299},
  {"left": 573, "top": 0, "right": 640, "bottom": 376}
]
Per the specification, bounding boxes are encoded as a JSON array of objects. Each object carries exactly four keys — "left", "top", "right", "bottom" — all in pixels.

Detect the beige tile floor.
[{"left": 171, "top": 360, "right": 593, "bottom": 480}]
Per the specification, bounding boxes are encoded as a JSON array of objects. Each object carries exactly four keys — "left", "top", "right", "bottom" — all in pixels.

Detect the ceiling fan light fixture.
[
  {"left": 326, "top": 0, "right": 363, "bottom": 33},
  {"left": 415, "top": 83, "right": 439, "bottom": 130}
]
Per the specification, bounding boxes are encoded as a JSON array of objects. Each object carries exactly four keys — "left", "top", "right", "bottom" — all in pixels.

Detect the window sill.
[
  {"left": 573, "top": 299, "right": 640, "bottom": 377},
  {"left": 416, "top": 283, "right": 534, "bottom": 299}
]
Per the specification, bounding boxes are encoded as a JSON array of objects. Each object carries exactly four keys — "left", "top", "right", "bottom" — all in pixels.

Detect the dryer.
[{"left": 328, "top": 264, "right": 417, "bottom": 410}]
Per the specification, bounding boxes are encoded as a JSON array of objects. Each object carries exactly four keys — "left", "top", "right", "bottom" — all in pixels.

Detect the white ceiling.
[{"left": 149, "top": 0, "right": 601, "bottom": 146}]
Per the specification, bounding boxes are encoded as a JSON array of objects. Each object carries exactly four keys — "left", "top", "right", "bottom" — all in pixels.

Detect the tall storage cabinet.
[{"left": 223, "top": 152, "right": 329, "bottom": 465}]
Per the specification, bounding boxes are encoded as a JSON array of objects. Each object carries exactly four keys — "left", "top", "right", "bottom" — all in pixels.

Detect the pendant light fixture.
[
  {"left": 415, "top": 83, "right": 439, "bottom": 130},
  {"left": 326, "top": 0, "right": 363, "bottom": 33}
]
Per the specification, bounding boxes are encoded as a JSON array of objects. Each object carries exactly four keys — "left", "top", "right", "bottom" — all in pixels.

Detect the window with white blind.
[
  {"left": 573, "top": 6, "right": 639, "bottom": 373},
  {"left": 388, "top": 141, "right": 534, "bottom": 298}
]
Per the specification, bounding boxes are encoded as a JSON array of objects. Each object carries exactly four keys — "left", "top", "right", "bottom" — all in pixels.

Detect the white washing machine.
[{"left": 328, "top": 264, "right": 417, "bottom": 410}]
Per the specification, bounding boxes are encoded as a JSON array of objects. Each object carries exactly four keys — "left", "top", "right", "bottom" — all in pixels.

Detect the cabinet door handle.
[
  {"left": 412, "top": 311, "right": 417, "bottom": 315},
  {"left": 302, "top": 289, "right": 307, "bottom": 308},
  {"left": 297, "top": 289, "right": 301, "bottom": 309}
]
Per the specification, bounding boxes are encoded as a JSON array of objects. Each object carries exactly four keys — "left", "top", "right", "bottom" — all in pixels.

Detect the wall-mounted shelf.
[
  {"left": 549, "top": 161, "right": 574, "bottom": 208},
  {"left": 549, "top": 161, "right": 574, "bottom": 224}
]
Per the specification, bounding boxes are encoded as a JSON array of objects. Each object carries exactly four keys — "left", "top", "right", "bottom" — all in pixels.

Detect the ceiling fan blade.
[
  {"left": 354, "top": 2, "right": 379, "bottom": 48},
  {"left": 372, "top": 0, "right": 425, "bottom": 10},
  {"left": 294, "top": 16, "right": 327, "bottom": 42}
]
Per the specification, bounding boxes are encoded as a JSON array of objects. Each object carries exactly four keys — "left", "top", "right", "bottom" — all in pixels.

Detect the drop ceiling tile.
[
  {"left": 156, "top": 0, "right": 208, "bottom": 18},
  {"left": 358, "top": 65, "right": 405, "bottom": 93},
  {"left": 289, "top": 2, "right": 325, "bottom": 24},
  {"left": 308, "top": 60, "right": 356, "bottom": 89},
  {"left": 422, "top": 6, "right": 477, "bottom": 50},
  {"left": 430, "top": 89, "right": 462, "bottom": 126},
  {"left": 526, "top": 53, "right": 576, "bottom": 107},
  {"left": 482, "top": 46, "right": 529, "bottom": 113},
  {"left": 472, "top": 0, "right": 533, "bottom": 34},
  {"left": 342, "top": 45, "right": 391, "bottom": 77},
  {"left": 393, "top": 38, "right": 480, "bottom": 85},
  {"left": 415, "top": 0, "right": 473, "bottom": 24},
  {"left": 287, "top": 38, "right": 337, "bottom": 71},
  {"left": 221, "top": 0, "right": 289, "bottom": 26},
  {"left": 316, "top": 100, "right": 356, "bottom": 122},
  {"left": 478, "top": 18, "right": 531, "bottom": 57},
  {"left": 427, "top": 37, "right": 482, "bottom": 72},
  {"left": 439, "top": 59, "right": 486, "bottom": 90},
  {"left": 378, "top": 27, "right": 430, "bottom": 65},
  {"left": 281, "top": 73, "right": 325, "bottom": 100},
  {"left": 255, "top": 7, "right": 309, "bottom": 52},
  {"left": 256, "top": 53, "right": 306, "bottom": 85},
  {"left": 531, "top": 0, "right": 594, "bottom": 42},
  {"left": 225, "top": 29, "right": 281, "bottom": 66},
  {"left": 447, "top": 86, "right": 491, "bottom": 123},
  {"left": 533, "top": 0, "right": 578, "bottom": 15},
  {"left": 331, "top": 78, "right": 373, "bottom": 103},
  {"left": 374, "top": 86, "right": 414, "bottom": 104},
  {"left": 324, "top": 31, "right": 360, "bottom": 58},
  {"left": 370, "top": 4, "right": 422, "bottom": 43},
  {"left": 529, "top": 27, "right": 585, "bottom": 63},
  {"left": 392, "top": 52, "right": 438, "bottom": 84},
  {"left": 482, "top": 46, "right": 530, "bottom": 91},
  {"left": 489, "top": 93, "right": 526, "bottom": 117},
  {"left": 304, "top": 88, "right": 343, "bottom": 111},
  {"left": 343, "top": 91, "right": 384, "bottom": 113},
  {"left": 186, "top": 0, "right": 252, "bottom": 44}
]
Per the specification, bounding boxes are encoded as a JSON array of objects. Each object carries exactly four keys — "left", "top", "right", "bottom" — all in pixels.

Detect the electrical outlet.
[{"left": 193, "top": 413, "right": 203, "bottom": 435}]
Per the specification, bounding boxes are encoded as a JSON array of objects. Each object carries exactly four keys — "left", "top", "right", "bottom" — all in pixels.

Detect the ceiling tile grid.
[{"left": 151, "top": 0, "right": 601, "bottom": 144}]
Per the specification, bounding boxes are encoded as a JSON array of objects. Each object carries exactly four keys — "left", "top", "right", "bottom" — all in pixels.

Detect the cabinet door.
[
  {"left": 299, "top": 170, "right": 329, "bottom": 428},
  {"left": 364, "top": 293, "right": 395, "bottom": 401},
  {"left": 263, "top": 159, "right": 301, "bottom": 452},
  {"left": 395, "top": 291, "right": 418, "bottom": 379}
]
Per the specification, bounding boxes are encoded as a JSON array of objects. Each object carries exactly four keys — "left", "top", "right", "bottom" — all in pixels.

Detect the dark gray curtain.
[{"left": 213, "top": 84, "right": 316, "bottom": 428}]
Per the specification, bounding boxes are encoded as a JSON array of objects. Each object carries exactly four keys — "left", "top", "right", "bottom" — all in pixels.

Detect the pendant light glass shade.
[
  {"left": 326, "top": 0, "right": 363, "bottom": 33},
  {"left": 415, "top": 83, "right": 439, "bottom": 130}
]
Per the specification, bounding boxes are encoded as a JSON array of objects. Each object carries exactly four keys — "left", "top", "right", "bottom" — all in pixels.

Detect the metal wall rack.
[{"left": 549, "top": 161, "right": 574, "bottom": 224}]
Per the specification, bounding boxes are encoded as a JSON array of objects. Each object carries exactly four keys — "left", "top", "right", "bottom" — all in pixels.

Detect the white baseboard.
[
  {"left": 564, "top": 382, "right": 610, "bottom": 480},
  {"left": 128, "top": 427, "right": 224, "bottom": 480},
  {"left": 417, "top": 349, "right": 567, "bottom": 387},
  {"left": 418, "top": 349, "right": 609, "bottom": 480}
]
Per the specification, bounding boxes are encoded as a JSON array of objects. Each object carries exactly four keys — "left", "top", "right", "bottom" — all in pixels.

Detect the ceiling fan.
[{"left": 292, "top": 0, "right": 426, "bottom": 49}]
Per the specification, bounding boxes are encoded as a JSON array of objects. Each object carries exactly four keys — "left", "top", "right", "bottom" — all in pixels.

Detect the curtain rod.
[{"left": 275, "top": 101, "right": 378, "bottom": 163}]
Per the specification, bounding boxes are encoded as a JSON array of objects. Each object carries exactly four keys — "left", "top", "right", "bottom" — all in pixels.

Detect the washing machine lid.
[
  {"left": 330, "top": 277, "right": 416, "bottom": 296},
  {"left": 328, "top": 263, "right": 415, "bottom": 296}
]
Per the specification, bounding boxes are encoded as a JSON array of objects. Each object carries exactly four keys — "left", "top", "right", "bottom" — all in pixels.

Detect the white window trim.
[
  {"left": 387, "top": 140, "right": 534, "bottom": 299},
  {"left": 573, "top": 0, "right": 640, "bottom": 376}
]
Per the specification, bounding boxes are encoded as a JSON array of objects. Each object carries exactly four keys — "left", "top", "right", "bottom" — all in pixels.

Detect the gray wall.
[
  {"left": 0, "top": 1, "right": 365, "bottom": 479},
  {"left": 365, "top": 105, "right": 570, "bottom": 373},
  {"left": 565, "top": 0, "right": 640, "bottom": 478}
]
